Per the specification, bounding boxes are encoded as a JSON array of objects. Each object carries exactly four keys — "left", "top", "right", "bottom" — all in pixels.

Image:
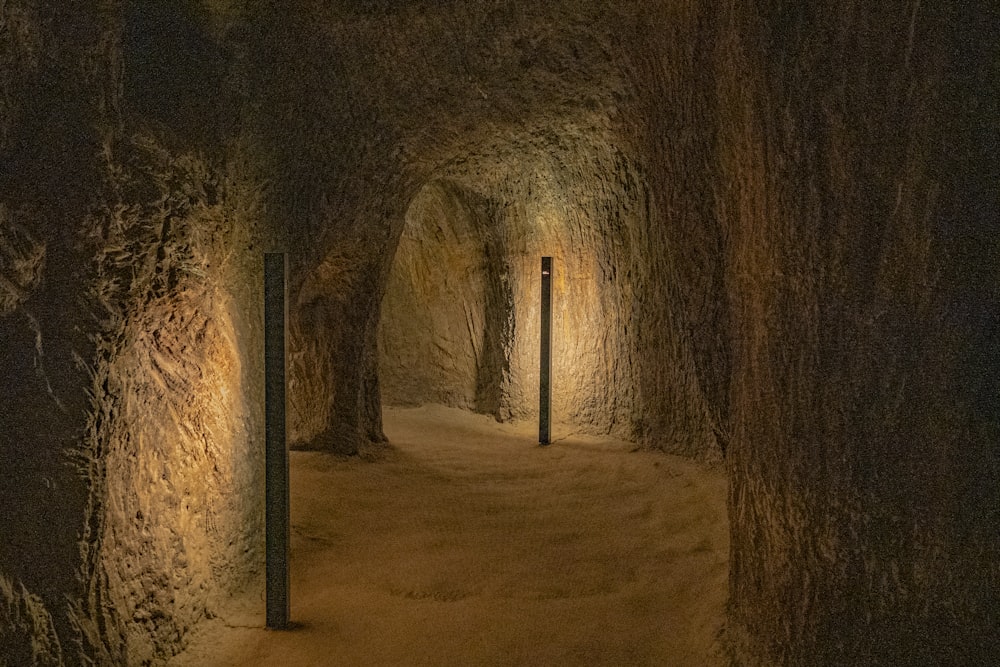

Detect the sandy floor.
[{"left": 169, "top": 405, "right": 729, "bottom": 666}]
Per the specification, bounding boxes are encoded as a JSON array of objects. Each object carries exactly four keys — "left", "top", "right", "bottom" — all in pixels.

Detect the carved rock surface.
[{"left": 1, "top": 0, "right": 997, "bottom": 665}]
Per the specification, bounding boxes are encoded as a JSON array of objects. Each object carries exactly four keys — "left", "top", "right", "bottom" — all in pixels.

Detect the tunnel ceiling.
[{"left": 275, "top": 0, "right": 634, "bottom": 184}]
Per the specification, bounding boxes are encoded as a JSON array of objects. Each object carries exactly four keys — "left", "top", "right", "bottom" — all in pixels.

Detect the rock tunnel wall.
[
  {"left": 712, "top": 1, "right": 1000, "bottom": 664},
  {"left": 2, "top": 1, "right": 267, "bottom": 663},
  {"left": 77, "top": 136, "right": 265, "bottom": 664},
  {"left": 379, "top": 180, "right": 511, "bottom": 415},
  {"left": 477, "top": 138, "right": 646, "bottom": 439},
  {"left": 608, "top": 1, "right": 999, "bottom": 661},
  {"left": 2, "top": 0, "right": 998, "bottom": 664},
  {"left": 2, "top": 3, "right": 118, "bottom": 661}
]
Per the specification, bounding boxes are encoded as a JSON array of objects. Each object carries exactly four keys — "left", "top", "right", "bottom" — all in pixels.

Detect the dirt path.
[{"left": 169, "top": 405, "right": 729, "bottom": 666}]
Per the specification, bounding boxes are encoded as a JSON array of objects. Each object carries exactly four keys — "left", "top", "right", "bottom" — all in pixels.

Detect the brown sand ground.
[{"left": 168, "top": 405, "right": 728, "bottom": 666}]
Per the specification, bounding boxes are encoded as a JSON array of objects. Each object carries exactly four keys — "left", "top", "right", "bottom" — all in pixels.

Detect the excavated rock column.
[
  {"left": 614, "top": 2, "right": 727, "bottom": 460},
  {"left": 241, "top": 2, "right": 416, "bottom": 455}
]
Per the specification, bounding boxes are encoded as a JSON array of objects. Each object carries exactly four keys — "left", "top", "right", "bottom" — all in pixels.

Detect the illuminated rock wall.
[
  {"left": 379, "top": 181, "right": 510, "bottom": 415},
  {"left": 472, "top": 140, "right": 646, "bottom": 439},
  {"left": 77, "top": 137, "right": 265, "bottom": 663},
  {"left": 1, "top": 2, "right": 266, "bottom": 662},
  {"left": 617, "top": 2, "right": 729, "bottom": 460}
]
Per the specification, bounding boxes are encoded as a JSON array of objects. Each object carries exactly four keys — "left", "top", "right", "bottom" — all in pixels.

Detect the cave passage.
[
  {"left": 376, "top": 139, "right": 647, "bottom": 444},
  {"left": 3, "top": 2, "right": 995, "bottom": 664}
]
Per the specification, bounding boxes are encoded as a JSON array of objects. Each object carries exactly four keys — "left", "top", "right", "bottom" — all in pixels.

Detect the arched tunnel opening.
[
  {"left": 378, "top": 179, "right": 513, "bottom": 418},
  {"left": 2, "top": 1, "right": 998, "bottom": 665},
  {"left": 378, "top": 134, "right": 650, "bottom": 443}
]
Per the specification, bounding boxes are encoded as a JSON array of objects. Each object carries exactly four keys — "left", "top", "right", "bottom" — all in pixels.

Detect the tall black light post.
[
  {"left": 539, "top": 256, "right": 553, "bottom": 445},
  {"left": 264, "top": 253, "right": 290, "bottom": 629}
]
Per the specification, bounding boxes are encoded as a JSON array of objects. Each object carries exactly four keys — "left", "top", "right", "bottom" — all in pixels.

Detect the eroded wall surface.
[
  {"left": 379, "top": 181, "right": 510, "bottom": 414},
  {"left": 2, "top": 2, "right": 266, "bottom": 662},
  {"left": 2, "top": 2, "right": 118, "bottom": 660},
  {"left": 2, "top": 0, "right": 997, "bottom": 664},
  {"left": 77, "top": 137, "right": 265, "bottom": 663},
  {"left": 713, "top": 2, "right": 1000, "bottom": 663}
]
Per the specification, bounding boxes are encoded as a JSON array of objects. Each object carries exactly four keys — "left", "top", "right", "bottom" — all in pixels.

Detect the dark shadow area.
[{"left": 123, "top": 0, "right": 223, "bottom": 142}]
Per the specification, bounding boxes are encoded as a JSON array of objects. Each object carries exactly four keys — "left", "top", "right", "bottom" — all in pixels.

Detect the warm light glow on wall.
[
  {"left": 97, "top": 284, "right": 253, "bottom": 661},
  {"left": 506, "top": 177, "right": 604, "bottom": 429},
  {"left": 379, "top": 160, "right": 628, "bottom": 437}
]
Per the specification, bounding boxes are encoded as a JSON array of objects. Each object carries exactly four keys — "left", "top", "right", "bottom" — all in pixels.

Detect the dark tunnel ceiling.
[
  {"left": 123, "top": 0, "right": 637, "bottom": 189},
  {"left": 281, "top": 1, "right": 630, "bottom": 183}
]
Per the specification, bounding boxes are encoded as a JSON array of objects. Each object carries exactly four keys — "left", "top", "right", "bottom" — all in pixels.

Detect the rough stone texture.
[
  {"left": 457, "top": 138, "right": 648, "bottom": 439},
  {"left": 379, "top": 181, "right": 511, "bottom": 415},
  {"left": 1, "top": 2, "right": 118, "bottom": 661},
  {"left": 3, "top": 0, "right": 998, "bottom": 664},
  {"left": 75, "top": 136, "right": 265, "bottom": 664},
  {"left": 616, "top": 2, "right": 730, "bottom": 460},
  {"left": 713, "top": 2, "right": 1000, "bottom": 663},
  {"left": 0, "top": 576, "right": 62, "bottom": 667},
  {"left": 244, "top": 1, "right": 1000, "bottom": 663},
  {"left": 2, "top": 2, "right": 267, "bottom": 663}
]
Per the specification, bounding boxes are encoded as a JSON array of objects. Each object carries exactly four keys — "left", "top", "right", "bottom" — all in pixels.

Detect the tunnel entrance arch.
[{"left": 378, "top": 180, "right": 513, "bottom": 419}]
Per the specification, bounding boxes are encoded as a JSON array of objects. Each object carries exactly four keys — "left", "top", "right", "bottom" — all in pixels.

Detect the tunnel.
[
  {"left": 378, "top": 180, "right": 513, "bottom": 417},
  {"left": 378, "top": 136, "right": 648, "bottom": 440},
  {"left": 1, "top": 0, "right": 998, "bottom": 665}
]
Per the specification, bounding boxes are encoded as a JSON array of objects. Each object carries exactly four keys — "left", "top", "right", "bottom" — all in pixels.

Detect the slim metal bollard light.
[
  {"left": 264, "top": 253, "right": 290, "bottom": 629},
  {"left": 539, "top": 256, "right": 553, "bottom": 445}
]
